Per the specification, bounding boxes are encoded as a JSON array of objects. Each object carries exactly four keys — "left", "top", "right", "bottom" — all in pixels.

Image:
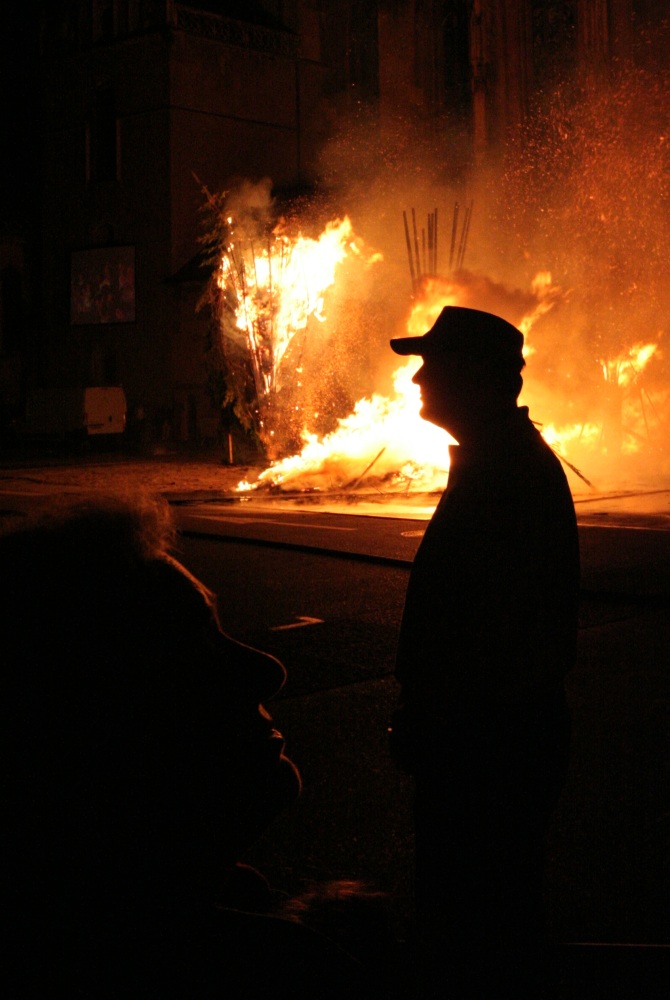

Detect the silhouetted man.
[{"left": 389, "top": 307, "right": 580, "bottom": 998}]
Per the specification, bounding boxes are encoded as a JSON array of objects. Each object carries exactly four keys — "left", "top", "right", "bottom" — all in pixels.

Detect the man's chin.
[
  {"left": 253, "top": 754, "right": 301, "bottom": 834},
  {"left": 278, "top": 752, "right": 302, "bottom": 800},
  {"left": 254, "top": 751, "right": 302, "bottom": 816},
  {"left": 223, "top": 755, "right": 302, "bottom": 864},
  {"left": 419, "top": 404, "right": 443, "bottom": 429},
  {"left": 419, "top": 404, "right": 457, "bottom": 440}
]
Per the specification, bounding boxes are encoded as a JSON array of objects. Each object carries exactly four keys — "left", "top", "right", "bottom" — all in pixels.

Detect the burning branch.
[
  {"left": 403, "top": 207, "right": 440, "bottom": 292},
  {"left": 403, "top": 211, "right": 417, "bottom": 293},
  {"left": 404, "top": 202, "right": 473, "bottom": 291},
  {"left": 449, "top": 202, "right": 459, "bottom": 271},
  {"left": 217, "top": 221, "right": 354, "bottom": 453},
  {"left": 343, "top": 447, "right": 387, "bottom": 490},
  {"left": 455, "top": 200, "right": 474, "bottom": 272},
  {"left": 200, "top": 178, "right": 383, "bottom": 460}
]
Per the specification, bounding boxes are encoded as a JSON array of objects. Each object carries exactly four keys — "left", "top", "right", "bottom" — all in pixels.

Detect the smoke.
[
  {"left": 496, "top": 62, "right": 670, "bottom": 486},
  {"left": 221, "top": 176, "right": 276, "bottom": 235},
  {"left": 308, "top": 67, "right": 670, "bottom": 489},
  {"left": 309, "top": 108, "right": 478, "bottom": 382},
  {"left": 210, "top": 61, "right": 670, "bottom": 491}
]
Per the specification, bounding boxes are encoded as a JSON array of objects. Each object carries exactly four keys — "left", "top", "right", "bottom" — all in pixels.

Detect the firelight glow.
[
  {"left": 600, "top": 342, "right": 658, "bottom": 387},
  {"left": 218, "top": 216, "right": 375, "bottom": 398},
  {"left": 213, "top": 204, "right": 664, "bottom": 497},
  {"left": 237, "top": 358, "right": 454, "bottom": 494},
  {"left": 235, "top": 272, "right": 562, "bottom": 495}
]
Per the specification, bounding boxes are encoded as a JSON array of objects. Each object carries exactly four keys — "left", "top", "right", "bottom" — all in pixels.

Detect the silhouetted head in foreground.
[
  {"left": 2, "top": 496, "right": 300, "bottom": 992},
  {"left": 391, "top": 306, "right": 526, "bottom": 445}
]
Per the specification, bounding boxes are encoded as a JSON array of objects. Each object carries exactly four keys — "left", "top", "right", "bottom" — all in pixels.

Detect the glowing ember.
[
  {"left": 194, "top": 43, "right": 670, "bottom": 500},
  {"left": 495, "top": 62, "right": 670, "bottom": 485},
  {"left": 206, "top": 74, "right": 670, "bottom": 496}
]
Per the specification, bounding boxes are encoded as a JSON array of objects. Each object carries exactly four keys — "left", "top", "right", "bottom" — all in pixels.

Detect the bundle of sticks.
[{"left": 403, "top": 201, "right": 474, "bottom": 292}]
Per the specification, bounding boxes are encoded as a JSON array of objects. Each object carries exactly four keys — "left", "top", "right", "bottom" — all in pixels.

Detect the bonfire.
[{"left": 203, "top": 170, "right": 666, "bottom": 497}]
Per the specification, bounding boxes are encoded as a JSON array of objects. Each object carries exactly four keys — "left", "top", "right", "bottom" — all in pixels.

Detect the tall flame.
[
  {"left": 218, "top": 216, "right": 361, "bottom": 400},
  {"left": 238, "top": 359, "right": 453, "bottom": 494},
  {"left": 600, "top": 342, "right": 658, "bottom": 388},
  {"left": 237, "top": 271, "right": 558, "bottom": 494},
  {"left": 541, "top": 341, "right": 662, "bottom": 466},
  {"left": 220, "top": 205, "right": 664, "bottom": 496}
]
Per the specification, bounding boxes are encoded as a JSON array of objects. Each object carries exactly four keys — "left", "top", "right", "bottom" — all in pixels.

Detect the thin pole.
[
  {"left": 638, "top": 386, "right": 650, "bottom": 440},
  {"left": 428, "top": 213, "right": 433, "bottom": 275},
  {"left": 550, "top": 447, "right": 595, "bottom": 489},
  {"left": 412, "top": 208, "right": 421, "bottom": 282},
  {"left": 457, "top": 200, "right": 473, "bottom": 271},
  {"left": 403, "top": 211, "right": 416, "bottom": 292},
  {"left": 449, "top": 202, "right": 459, "bottom": 271},
  {"left": 345, "top": 447, "right": 387, "bottom": 490},
  {"left": 463, "top": 200, "right": 474, "bottom": 265},
  {"left": 641, "top": 385, "right": 662, "bottom": 424},
  {"left": 267, "top": 237, "right": 274, "bottom": 352}
]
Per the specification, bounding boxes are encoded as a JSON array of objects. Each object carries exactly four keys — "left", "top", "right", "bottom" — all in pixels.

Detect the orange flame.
[
  {"left": 238, "top": 360, "right": 453, "bottom": 494},
  {"left": 238, "top": 272, "right": 558, "bottom": 493},
  {"left": 218, "top": 216, "right": 375, "bottom": 397},
  {"left": 224, "top": 206, "right": 664, "bottom": 495},
  {"left": 600, "top": 341, "right": 658, "bottom": 387}
]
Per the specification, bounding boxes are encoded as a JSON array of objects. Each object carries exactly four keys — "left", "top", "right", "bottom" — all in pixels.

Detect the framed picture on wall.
[{"left": 70, "top": 245, "right": 135, "bottom": 325}]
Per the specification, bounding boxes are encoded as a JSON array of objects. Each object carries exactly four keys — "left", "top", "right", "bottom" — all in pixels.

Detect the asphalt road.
[
  {"left": 176, "top": 500, "right": 669, "bottom": 996},
  {"left": 1, "top": 468, "right": 668, "bottom": 995},
  {"left": 173, "top": 516, "right": 669, "bottom": 932}
]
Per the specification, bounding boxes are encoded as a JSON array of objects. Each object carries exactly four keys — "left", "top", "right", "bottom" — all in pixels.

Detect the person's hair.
[
  {"left": 1, "top": 492, "right": 205, "bottom": 737},
  {"left": 3, "top": 496, "right": 305, "bottom": 995},
  {"left": 1, "top": 490, "right": 176, "bottom": 577},
  {"left": 0, "top": 492, "right": 209, "bottom": 662},
  {"left": 1, "top": 496, "right": 222, "bottom": 989}
]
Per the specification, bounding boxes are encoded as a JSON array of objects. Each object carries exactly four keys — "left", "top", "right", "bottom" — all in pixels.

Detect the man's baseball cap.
[{"left": 390, "top": 306, "right": 524, "bottom": 365}]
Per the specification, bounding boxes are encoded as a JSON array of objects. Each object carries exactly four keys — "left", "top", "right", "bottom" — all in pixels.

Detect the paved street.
[{"left": 0, "top": 451, "right": 668, "bottom": 996}]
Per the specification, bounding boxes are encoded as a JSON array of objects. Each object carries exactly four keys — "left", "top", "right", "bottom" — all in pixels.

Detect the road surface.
[{"left": 0, "top": 464, "right": 668, "bottom": 995}]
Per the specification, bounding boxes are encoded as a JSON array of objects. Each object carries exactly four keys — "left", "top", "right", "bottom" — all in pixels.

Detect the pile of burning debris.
[{"left": 199, "top": 181, "right": 666, "bottom": 499}]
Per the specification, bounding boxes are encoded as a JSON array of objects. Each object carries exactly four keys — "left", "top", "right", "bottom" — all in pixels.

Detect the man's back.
[{"left": 394, "top": 406, "right": 579, "bottom": 751}]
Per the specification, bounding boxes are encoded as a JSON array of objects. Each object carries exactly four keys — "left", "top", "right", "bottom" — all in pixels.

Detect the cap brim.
[{"left": 390, "top": 336, "right": 424, "bottom": 356}]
